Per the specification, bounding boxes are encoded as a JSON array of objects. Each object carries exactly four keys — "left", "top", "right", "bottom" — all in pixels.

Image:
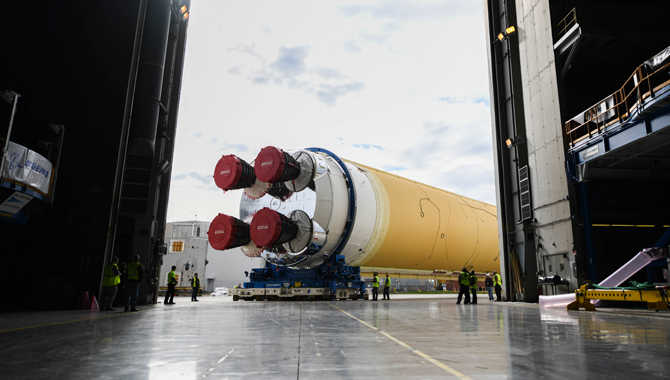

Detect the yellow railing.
[
  {"left": 555, "top": 8, "right": 577, "bottom": 39},
  {"left": 565, "top": 60, "right": 670, "bottom": 146},
  {"left": 555, "top": 8, "right": 628, "bottom": 40}
]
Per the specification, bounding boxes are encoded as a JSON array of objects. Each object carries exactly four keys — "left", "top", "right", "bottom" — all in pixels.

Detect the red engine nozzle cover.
[
  {"left": 250, "top": 208, "right": 283, "bottom": 248},
  {"left": 250, "top": 207, "right": 299, "bottom": 248},
  {"left": 208, "top": 214, "right": 251, "bottom": 250},
  {"left": 214, "top": 155, "right": 256, "bottom": 190},
  {"left": 254, "top": 146, "right": 300, "bottom": 183}
]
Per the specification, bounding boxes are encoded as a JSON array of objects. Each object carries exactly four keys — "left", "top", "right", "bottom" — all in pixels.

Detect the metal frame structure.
[
  {"left": 484, "top": 0, "right": 538, "bottom": 302},
  {"left": 567, "top": 283, "right": 669, "bottom": 312}
]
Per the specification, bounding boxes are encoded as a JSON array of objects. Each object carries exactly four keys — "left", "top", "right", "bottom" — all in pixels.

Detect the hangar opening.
[{"left": 485, "top": 0, "right": 670, "bottom": 303}]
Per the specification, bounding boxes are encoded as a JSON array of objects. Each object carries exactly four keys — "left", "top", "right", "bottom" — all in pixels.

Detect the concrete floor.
[{"left": 1, "top": 294, "right": 669, "bottom": 379}]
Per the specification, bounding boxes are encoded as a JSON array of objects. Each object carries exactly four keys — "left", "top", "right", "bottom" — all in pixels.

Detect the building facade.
[{"left": 162, "top": 220, "right": 264, "bottom": 292}]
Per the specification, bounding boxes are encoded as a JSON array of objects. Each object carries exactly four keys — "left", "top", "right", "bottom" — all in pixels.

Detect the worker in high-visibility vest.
[
  {"left": 164, "top": 265, "right": 177, "bottom": 305},
  {"left": 191, "top": 273, "right": 201, "bottom": 302},
  {"left": 469, "top": 270, "right": 478, "bottom": 304},
  {"left": 493, "top": 270, "right": 502, "bottom": 302},
  {"left": 125, "top": 254, "right": 144, "bottom": 312},
  {"left": 383, "top": 274, "right": 392, "bottom": 300},
  {"left": 99, "top": 257, "right": 121, "bottom": 311},
  {"left": 456, "top": 267, "right": 471, "bottom": 304},
  {"left": 485, "top": 274, "right": 494, "bottom": 301},
  {"left": 372, "top": 272, "right": 379, "bottom": 301}
]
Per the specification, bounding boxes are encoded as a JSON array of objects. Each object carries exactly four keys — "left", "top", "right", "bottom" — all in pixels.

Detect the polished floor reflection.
[{"left": 1, "top": 295, "right": 669, "bottom": 379}]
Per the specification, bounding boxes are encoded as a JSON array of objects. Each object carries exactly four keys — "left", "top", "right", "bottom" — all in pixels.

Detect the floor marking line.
[
  {"left": 0, "top": 309, "right": 152, "bottom": 333},
  {"left": 217, "top": 349, "right": 235, "bottom": 365},
  {"left": 329, "top": 303, "right": 473, "bottom": 380},
  {"left": 203, "top": 348, "right": 236, "bottom": 378}
]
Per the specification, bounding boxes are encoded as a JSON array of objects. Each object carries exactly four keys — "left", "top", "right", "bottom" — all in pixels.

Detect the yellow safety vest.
[
  {"left": 494, "top": 274, "right": 502, "bottom": 286},
  {"left": 373, "top": 276, "right": 379, "bottom": 288},
  {"left": 470, "top": 274, "right": 478, "bottom": 290},
  {"left": 127, "top": 262, "right": 142, "bottom": 281},
  {"left": 192, "top": 277, "right": 199, "bottom": 288},
  {"left": 459, "top": 272, "right": 470, "bottom": 286},
  {"left": 168, "top": 271, "right": 177, "bottom": 285},
  {"left": 385, "top": 277, "right": 391, "bottom": 286},
  {"left": 102, "top": 263, "right": 120, "bottom": 287}
]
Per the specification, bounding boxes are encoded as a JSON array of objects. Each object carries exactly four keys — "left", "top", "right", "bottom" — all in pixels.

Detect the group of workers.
[
  {"left": 457, "top": 267, "right": 502, "bottom": 304},
  {"left": 98, "top": 255, "right": 144, "bottom": 312},
  {"left": 99, "top": 258, "right": 202, "bottom": 311},
  {"left": 371, "top": 269, "right": 503, "bottom": 303},
  {"left": 371, "top": 272, "right": 392, "bottom": 300},
  {"left": 163, "top": 266, "right": 201, "bottom": 304},
  {"left": 102, "top": 259, "right": 504, "bottom": 306}
]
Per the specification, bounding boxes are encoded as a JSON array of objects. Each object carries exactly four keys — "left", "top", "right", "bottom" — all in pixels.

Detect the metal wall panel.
[{"left": 514, "top": 0, "right": 575, "bottom": 292}]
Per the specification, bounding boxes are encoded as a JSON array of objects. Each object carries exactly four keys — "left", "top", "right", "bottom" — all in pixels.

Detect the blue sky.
[{"left": 167, "top": 0, "right": 495, "bottom": 222}]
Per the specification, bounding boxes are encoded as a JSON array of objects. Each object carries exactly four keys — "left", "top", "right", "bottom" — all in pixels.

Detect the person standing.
[
  {"left": 493, "top": 270, "right": 502, "bottom": 301},
  {"left": 469, "top": 270, "right": 478, "bottom": 304},
  {"left": 125, "top": 254, "right": 144, "bottom": 312},
  {"left": 191, "top": 273, "right": 200, "bottom": 302},
  {"left": 99, "top": 257, "right": 120, "bottom": 311},
  {"left": 485, "top": 274, "right": 494, "bottom": 301},
  {"left": 456, "top": 267, "right": 471, "bottom": 304},
  {"left": 164, "top": 265, "right": 177, "bottom": 305},
  {"left": 372, "top": 272, "right": 379, "bottom": 301},
  {"left": 113, "top": 262, "right": 127, "bottom": 308},
  {"left": 383, "top": 274, "right": 391, "bottom": 300}
]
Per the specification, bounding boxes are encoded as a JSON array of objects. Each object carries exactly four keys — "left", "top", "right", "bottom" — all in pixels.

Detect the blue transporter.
[{"left": 235, "top": 255, "right": 367, "bottom": 301}]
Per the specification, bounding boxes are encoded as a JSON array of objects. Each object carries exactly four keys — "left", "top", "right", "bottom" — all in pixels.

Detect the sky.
[{"left": 167, "top": 0, "right": 495, "bottom": 223}]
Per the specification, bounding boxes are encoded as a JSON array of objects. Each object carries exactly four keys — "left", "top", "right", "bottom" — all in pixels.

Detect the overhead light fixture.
[
  {"left": 173, "top": 4, "right": 189, "bottom": 21},
  {"left": 497, "top": 26, "right": 517, "bottom": 42},
  {"left": 506, "top": 136, "right": 526, "bottom": 148},
  {"left": 158, "top": 159, "right": 171, "bottom": 173}
]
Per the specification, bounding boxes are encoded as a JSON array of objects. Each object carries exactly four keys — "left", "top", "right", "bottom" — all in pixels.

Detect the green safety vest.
[
  {"left": 192, "top": 277, "right": 199, "bottom": 288},
  {"left": 168, "top": 271, "right": 177, "bottom": 285},
  {"left": 459, "top": 272, "right": 470, "bottom": 286},
  {"left": 470, "top": 274, "right": 477, "bottom": 289},
  {"left": 127, "top": 262, "right": 142, "bottom": 281},
  {"left": 385, "top": 277, "right": 391, "bottom": 287},
  {"left": 102, "top": 263, "right": 120, "bottom": 287},
  {"left": 373, "top": 276, "right": 379, "bottom": 288},
  {"left": 494, "top": 274, "right": 502, "bottom": 286}
]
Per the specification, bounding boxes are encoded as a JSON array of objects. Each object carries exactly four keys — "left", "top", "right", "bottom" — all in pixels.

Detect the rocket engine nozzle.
[
  {"left": 254, "top": 146, "right": 301, "bottom": 183},
  {"left": 208, "top": 214, "right": 251, "bottom": 250},
  {"left": 213, "top": 155, "right": 257, "bottom": 191},
  {"left": 250, "top": 207, "right": 298, "bottom": 248}
]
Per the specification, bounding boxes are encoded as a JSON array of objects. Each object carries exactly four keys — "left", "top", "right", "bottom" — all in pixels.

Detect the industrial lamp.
[
  {"left": 506, "top": 135, "right": 526, "bottom": 148},
  {"left": 497, "top": 25, "right": 517, "bottom": 41},
  {"left": 173, "top": 4, "right": 189, "bottom": 21},
  {"left": 179, "top": 5, "right": 189, "bottom": 20},
  {"left": 158, "top": 159, "right": 171, "bottom": 173}
]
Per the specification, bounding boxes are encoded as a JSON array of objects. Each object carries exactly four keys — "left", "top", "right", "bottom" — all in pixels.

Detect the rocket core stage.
[{"left": 209, "top": 146, "right": 500, "bottom": 273}]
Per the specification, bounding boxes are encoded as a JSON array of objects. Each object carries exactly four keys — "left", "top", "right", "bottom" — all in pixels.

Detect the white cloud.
[{"left": 168, "top": 0, "right": 495, "bottom": 224}]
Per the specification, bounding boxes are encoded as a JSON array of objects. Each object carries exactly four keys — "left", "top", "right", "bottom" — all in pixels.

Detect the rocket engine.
[{"left": 209, "top": 147, "right": 499, "bottom": 274}]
